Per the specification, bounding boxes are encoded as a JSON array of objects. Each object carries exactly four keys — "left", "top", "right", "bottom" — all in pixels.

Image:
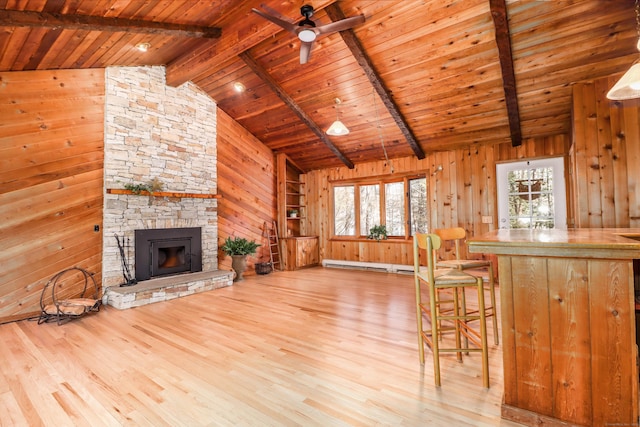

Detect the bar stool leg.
[
  {"left": 414, "top": 275, "right": 426, "bottom": 365},
  {"left": 476, "top": 276, "right": 490, "bottom": 388},
  {"left": 460, "top": 286, "right": 469, "bottom": 351},
  {"left": 487, "top": 263, "right": 499, "bottom": 345},
  {"left": 430, "top": 289, "right": 442, "bottom": 387},
  {"left": 453, "top": 288, "right": 463, "bottom": 362}
]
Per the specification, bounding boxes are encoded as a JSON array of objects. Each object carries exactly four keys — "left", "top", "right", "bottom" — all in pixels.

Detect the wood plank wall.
[
  {"left": 0, "top": 69, "right": 105, "bottom": 324},
  {"left": 572, "top": 74, "right": 640, "bottom": 228},
  {"left": 216, "top": 108, "right": 277, "bottom": 276},
  {"left": 2, "top": 69, "right": 637, "bottom": 323},
  {"left": 304, "top": 135, "right": 571, "bottom": 266}
]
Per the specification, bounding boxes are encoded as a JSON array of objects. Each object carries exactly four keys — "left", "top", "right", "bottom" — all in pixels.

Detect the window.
[
  {"left": 332, "top": 175, "right": 427, "bottom": 238},
  {"left": 334, "top": 186, "right": 355, "bottom": 235},
  {"left": 360, "top": 185, "right": 380, "bottom": 237},
  {"left": 409, "top": 177, "right": 428, "bottom": 234},
  {"left": 385, "top": 182, "right": 405, "bottom": 235}
]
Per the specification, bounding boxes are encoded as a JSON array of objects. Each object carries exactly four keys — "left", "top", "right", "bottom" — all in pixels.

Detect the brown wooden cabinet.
[
  {"left": 284, "top": 236, "right": 319, "bottom": 270},
  {"left": 276, "top": 153, "right": 319, "bottom": 270}
]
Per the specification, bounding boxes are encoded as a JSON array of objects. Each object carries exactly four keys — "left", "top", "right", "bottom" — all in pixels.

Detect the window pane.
[
  {"left": 360, "top": 185, "right": 380, "bottom": 236},
  {"left": 334, "top": 186, "right": 355, "bottom": 235},
  {"left": 507, "top": 167, "right": 555, "bottom": 229},
  {"left": 409, "top": 177, "right": 427, "bottom": 233},
  {"left": 385, "top": 182, "right": 405, "bottom": 235}
]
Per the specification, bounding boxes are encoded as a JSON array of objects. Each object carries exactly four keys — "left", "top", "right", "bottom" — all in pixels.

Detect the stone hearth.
[{"left": 104, "top": 270, "right": 233, "bottom": 310}]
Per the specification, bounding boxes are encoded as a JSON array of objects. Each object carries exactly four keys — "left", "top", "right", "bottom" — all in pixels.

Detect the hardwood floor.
[{"left": 0, "top": 267, "right": 520, "bottom": 426}]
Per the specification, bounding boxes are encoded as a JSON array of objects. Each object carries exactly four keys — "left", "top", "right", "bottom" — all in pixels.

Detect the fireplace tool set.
[{"left": 115, "top": 234, "right": 137, "bottom": 287}]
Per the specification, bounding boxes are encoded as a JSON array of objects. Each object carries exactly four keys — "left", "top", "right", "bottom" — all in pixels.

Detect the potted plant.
[
  {"left": 288, "top": 208, "right": 299, "bottom": 218},
  {"left": 221, "top": 236, "right": 260, "bottom": 281},
  {"left": 367, "top": 225, "right": 388, "bottom": 241}
]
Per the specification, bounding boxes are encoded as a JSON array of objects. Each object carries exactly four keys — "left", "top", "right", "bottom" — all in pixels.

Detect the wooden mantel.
[
  {"left": 469, "top": 228, "right": 640, "bottom": 427},
  {"left": 106, "top": 188, "right": 221, "bottom": 199}
]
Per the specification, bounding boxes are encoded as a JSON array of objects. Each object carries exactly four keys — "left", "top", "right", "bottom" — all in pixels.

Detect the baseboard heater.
[{"left": 321, "top": 259, "right": 414, "bottom": 274}]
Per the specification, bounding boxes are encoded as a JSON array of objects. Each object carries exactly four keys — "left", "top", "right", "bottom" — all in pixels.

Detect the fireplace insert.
[{"left": 134, "top": 227, "right": 202, "bottom": 281}]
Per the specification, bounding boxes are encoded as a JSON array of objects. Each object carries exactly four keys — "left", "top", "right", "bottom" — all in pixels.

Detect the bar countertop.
[{"left": 468, "top": 228, "right": 640, "bottom": 259}]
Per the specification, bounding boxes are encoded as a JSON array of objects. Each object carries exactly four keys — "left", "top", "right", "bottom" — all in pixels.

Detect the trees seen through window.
[{"left": 333, "top": 175, "right": 427, "bottom": 238}]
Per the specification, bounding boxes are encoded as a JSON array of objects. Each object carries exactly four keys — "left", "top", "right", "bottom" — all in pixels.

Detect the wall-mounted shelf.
[{"left": 106, "top": 188, "right": 221, "bottom": 199}]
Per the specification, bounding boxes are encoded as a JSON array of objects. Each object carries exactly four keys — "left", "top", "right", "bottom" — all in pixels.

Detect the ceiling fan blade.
[
  {"left": 252, "top": 7, "right": 297, "bottom": 34},
  {"left": 300, "top": 41, "right": 313, "bottom": 64},
  {"left": 260, "top": 3, "right": 295, "bottom": 23},
  {"left": 316, "top": 15, "right": 365, "bottom": 35}
]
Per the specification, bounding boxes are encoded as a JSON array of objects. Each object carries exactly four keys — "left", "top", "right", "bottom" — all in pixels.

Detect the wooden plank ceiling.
[{"left": 0, "top": 0, "right": 637, "bottom": 171}]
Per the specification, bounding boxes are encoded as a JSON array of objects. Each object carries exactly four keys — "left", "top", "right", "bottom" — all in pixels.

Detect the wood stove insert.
[{"left": 135, "top": 227, "right": 202, "bottom": 281}]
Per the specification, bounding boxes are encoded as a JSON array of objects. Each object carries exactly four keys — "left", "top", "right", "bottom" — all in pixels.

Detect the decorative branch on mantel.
[{"left": 106, "top": 188, "right": 221, "bottom": 199}]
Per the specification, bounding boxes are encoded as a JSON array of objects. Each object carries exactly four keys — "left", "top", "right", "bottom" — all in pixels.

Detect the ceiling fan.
[{"left": 251, "top": 4, "right": 365, "bottom": 64}]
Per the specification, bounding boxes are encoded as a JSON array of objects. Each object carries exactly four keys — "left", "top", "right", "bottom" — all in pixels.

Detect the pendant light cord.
[
  {"left": 372, "top": 88, "right": 394, "bottom": 173},
  {"left": 636, "top": 0, "right": 640, "bottom": 48},
  {"left": 636, "top": 0, "right": 640, "bottom": 35}
]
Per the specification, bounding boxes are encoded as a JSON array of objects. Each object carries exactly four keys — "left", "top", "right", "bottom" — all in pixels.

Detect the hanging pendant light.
[
  {"left": 326, "top": 98, "right": 349, "bottom": 136},
  {"left": 607, "top": 0, "right": 640, "bottom": 100}
]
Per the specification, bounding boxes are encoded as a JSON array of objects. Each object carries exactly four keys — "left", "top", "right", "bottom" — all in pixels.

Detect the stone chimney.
[{"left": 102, "top": 66, "right": 218, "bottom": 289}]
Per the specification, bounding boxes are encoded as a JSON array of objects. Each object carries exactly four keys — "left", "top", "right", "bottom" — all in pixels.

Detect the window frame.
[{"left": 330, "top": 172, "right": 427, "bottom": 240}]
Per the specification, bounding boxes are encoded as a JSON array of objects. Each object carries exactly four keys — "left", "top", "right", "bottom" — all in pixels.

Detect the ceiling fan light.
[
  {"left": 298, "top": 29, "right": 316, "bottom": 42},
  {"left": 326, "top": 120, "right": 349, "bottom": 136},
  {"left": 607, "top": 62, "right": 640, "bottom": 100}
]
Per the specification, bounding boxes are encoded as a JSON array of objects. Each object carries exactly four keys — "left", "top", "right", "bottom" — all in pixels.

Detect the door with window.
[{"left": 496, "top": 157, "right": 567, "bottom": 230}]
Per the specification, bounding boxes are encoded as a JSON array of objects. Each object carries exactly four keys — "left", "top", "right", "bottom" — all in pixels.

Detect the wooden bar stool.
[
  {"left": 433, "top": 227, "right": 499, "bottom": 345},
  {"left": 413, "top": 233, "right": 489, "bottom": 388}
]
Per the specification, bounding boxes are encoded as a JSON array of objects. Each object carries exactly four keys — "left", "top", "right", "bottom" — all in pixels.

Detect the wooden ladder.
[{"left": 265, "top": 221, "right": 282, "bottom": 271}]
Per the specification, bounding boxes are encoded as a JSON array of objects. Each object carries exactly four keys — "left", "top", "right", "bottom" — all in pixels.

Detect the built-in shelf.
[
  {"left": 277, "top": 153, "right": 319, "bottom": 270},
  {"left": 278, "top": 154, "right": 308, "bottom": 238},
  {"left": 106, "top": 188, "right": 221, "bottom": 199}
]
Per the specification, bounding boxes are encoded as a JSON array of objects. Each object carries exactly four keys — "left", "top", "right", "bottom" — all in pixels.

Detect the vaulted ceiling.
[{"left": 0, "top": 0, "right": 637, "bottom": 171}]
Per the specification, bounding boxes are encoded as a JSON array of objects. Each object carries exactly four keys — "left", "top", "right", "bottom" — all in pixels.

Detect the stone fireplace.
[{"left": 101, "top": 66, "right": 232, "bottom": 309}]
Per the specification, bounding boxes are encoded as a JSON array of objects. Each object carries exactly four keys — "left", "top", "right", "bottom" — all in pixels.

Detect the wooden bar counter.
[{"left": 469, "top": 229, "right": 640, "bottom": 427}]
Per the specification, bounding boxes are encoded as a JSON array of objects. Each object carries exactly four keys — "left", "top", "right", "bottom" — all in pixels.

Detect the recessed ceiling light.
[
  {"left": 233, "top": 82, "right": 246, "bottom": 93},
  {"left": 136, "top": 42, "right": 151, "bottom": 52}
]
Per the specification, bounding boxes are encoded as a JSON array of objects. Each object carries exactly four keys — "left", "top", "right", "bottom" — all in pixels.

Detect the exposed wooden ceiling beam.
[
  {"left": 489, "top": 0, "right": 522, "bottom": 147},
  {"left": 324, "top": 3, "right": 425, "bottom": 160},
  {"left": 0, "top": 9, "right": 221, "bottom": 39},
  {"left": 239, "top": 51, "right": 354, "bottom": 169}
]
